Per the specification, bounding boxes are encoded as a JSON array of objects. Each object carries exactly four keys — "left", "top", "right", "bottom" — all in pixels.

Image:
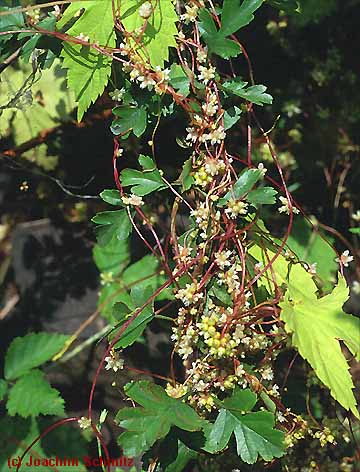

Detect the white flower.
[
  {"left": 278, "top": 196, "right": 299, "bottom": 215},
  {"left": 104, "top": 350, "right": 124, "bottom": 372},
  {"left": 119, "top": 42, "right": 130, "bottom": 56},
  {"left": 100, "top": 271, "right": 114, "bottom": 285},
  {"left": 215, "top": 250, "right": 232, "bottom": 269},
  {"left": 175, "top": 283, "right": 203, "bottom": 306},
  {"left": 225, "top": 199, "right": 248, "bottom": 219},
  {"left": 129, "top": 68, "right": 141, "bottom": 81},
  {"left": 122, "top": 194, "right": 144, "bottom": 206},
  {"left": 197, "top": 48, "right": 208, "bottom": 63},
  {"left": 261, "top": 367, "right": 274, "bottom": 381},
  {"left": 78, "top": 416, "right": 91, "bottom": 430},
  {"left": 257, "top": 162, "right": 267, "bottom": 176},
  {"left": 197, "top": 65, "right": 215, "bottom": 84},
  {"left": 139, "top": 1, "right": 153, "bottom": 19},
  {"left": 109, "top": 88, "right": 125, "bottom": 102},
  {"left": 269, "top": 384, "right": 280, "bottom": 397},
  {"left": 76, "top": 32, "right": 89, "bottom": 42},
  {"left": 186, "top": 127, "right": 199, "bottom": 142},
  {"left": 335, "top": 250, "right": 354, "bottom": 267},
  {"left": 205, "top": 126, "right": 226, "bottom": 145},
  {"left": 351, "top": 210, "right": 360, "bottom": 222},
  {"left": 52, "top": 5, "right": 61, "bottom": 18},
  {"left": 116, "top": 148, "right": 124, "bottom": 158},
  {"left": 155, "top": 66, "right": 170, "bottom": 83},
  {"left": 307, "top": 263, "right": 317, "bottom": 275},
  {"left": 138, "top": 75, "right": 156, "bottom": 90},
  {"left": 181, "top": 4, "right": 199, "bottom": 23},
  {"left": 352, "top": 280, "right": 360, "bottom": 295}
]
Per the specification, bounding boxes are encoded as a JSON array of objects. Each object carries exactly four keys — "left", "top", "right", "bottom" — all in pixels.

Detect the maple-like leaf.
[
  {"left": 116, "top": 381, "right": 205, "bottom": 456},
  {"left": 58, "top": 0, "right": 115, "bottom": 121},
  {"left": 280, "top": 275, "right": 360, "bottom": 418},
  {"left": 203, "top": 388, "right": 285, "bottom": 464},
  {"left": 250, "top": 245, "right": 360, "bottom": 418}
]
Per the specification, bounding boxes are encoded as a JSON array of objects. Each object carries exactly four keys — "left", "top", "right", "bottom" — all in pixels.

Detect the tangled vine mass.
[{"left": 0, "top": 1, "right": 359, "bottom": 471}]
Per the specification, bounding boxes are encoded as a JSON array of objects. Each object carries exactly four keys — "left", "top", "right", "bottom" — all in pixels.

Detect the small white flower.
[
  {"left": 205, "top": 126, "right": 226, "bottom": 145},
  {"left": 52, "top": 5, "right": 61, "bottom": 18},
  {"left": 257, "top": 162, "right": 267, "bottom": 176},
  {"left": 104, "top": 350, "right": 124, "bottom": 372},
  {"left": 119, "top": 42, "right": 130, "bottom": 56},
  {"left": 116, "top": 148, "right": 124, "bottom": 158},
  {"left": 109, "top": 88, "right": 125, "bottom": 102},
  {"left": 139, "top": 1, "right": 153, "bottom": 19},
  {"left": 197, "top": 48, "right": 208, "bottom": 63},
  {"left": 138, "top": 75, "right": 156, "bottom": 90},
  {"left": 76, "top": 32, "right": 89, "bottom": 42},
  {"left": 155, "top": 66, "right": 170, "bottom": 83},
  {"left": 181, "top": 4, "right": 199, "bottom": 23},
  {"left": 122, "top": 194, "right": 144, "bottom": 206},
  {"left": 100, "top": 271, "right": 114, "bottom": 285},
  {"left": 186, "top": 127, "right": 199, "bottom": 142},
  {"left": 336, "top": 250, "right": 354, "bottom": 267},
  {"left": 225, "top": 199, "right": 248, "bottom": 219},
  {"left": 215, "top": 250, "right": 232, "bottom": 269},
  {"left": 197, "top": 65, "right": 215, "bottom": 84},
  {"left": 308, "top": 263, "right": 317, "bottom": 275},
  {"left": 278, "top": 196, "right": 299, "bottom": 215},
  {"left": 352, "top": 280, "right": 360, "bottom": 295},
  {"left": 78, "top": 416, "right": 91, "bottom": 430},
  {"left": 129, "top": 68, "right": 141, "bottom": 81},
  {"left": 261, "top": 367, "right": 274, "bottom": 381},
  {"left": 351, "top": 210, "right": 360, "bottom": 222}
]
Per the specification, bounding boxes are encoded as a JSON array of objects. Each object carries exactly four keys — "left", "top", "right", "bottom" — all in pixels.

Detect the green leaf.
[
  {"left": 19, "top": 16, "right": 57, "bottom": 62},
  {"left": 0, "top": 380, "right": 7, "bottom": 401},
  {"left": 223, "top": 79, "right": 273, "bottom": 106},
  {"left": 92, "top": 209, "right": 132, "bottom": 246},
  {"left": 7, "top": 369, "right": 65, "bottom": 417},
  {"left": 4, "top": 332, "right": 69, "bottom": 380},
  {"left": 220, "top": 168, "right": 263, "bottom": 204},
  {"left": 111, "top": 106, "right": 147, "bottom": 137},
  {"left": 224, "top": 105, "right": 242, "bottom": 130},
  {"left": 111, "top": 285, "right": 154, "bottom": 348},
  {"left": 203, "top": 388, "right": 284, "bottom": 463},
  {"left": 198, "top": 9, "right": 241, "bottom": 59},
  {"left": 169, "top": 64, "right": 190, "bottom": 97},
  {"left": 247, "top": 187, "right": 277, "bottom": 205},
  {"left": 250, "top": 245, "right": 360, "bottom": 417},
  {"left": 121, "top": 155, "right": 166, "bottom": 196},
  {"left": 93, "top": 236, "right": 130, "bottom": 272},
  {"left": 0, "top": 6, "right": 24, "bottom": 42},
  {"left": 220, "top": 0, "right": 264, "bottom": 36},
  {"left": 280, "top": 274, "right": 360, "bottom": 418},
  {"left": 116, "top": 381, "right": 205, "bottom": 456},
  {"left": 59, "top": 0, "right": 115, "bottom": 120},
  {"left": 164, "top": 440, "right": 197, "bottom": 472},
  {"left": 286, "top": 219, "right": 337, "bottom": 288},
  {"left": 100, "top": 189, "right": 124, "bottom": 206},
  {"left": 177, "top": 158, "right": 194, "bottom": 191},
  {"left": 350, "top": 227, "right": 360, "bottom": 234},
  {"left": 61, "top": 44, "right": 112, "bottom": 121},
  {"left": 119, "top": 0, "right": 178, "bottom": 67}
]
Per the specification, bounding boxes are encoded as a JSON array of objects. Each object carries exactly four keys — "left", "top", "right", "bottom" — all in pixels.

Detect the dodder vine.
[{"left": 0, "top": 1, "right": 359, "bottom": 471}]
